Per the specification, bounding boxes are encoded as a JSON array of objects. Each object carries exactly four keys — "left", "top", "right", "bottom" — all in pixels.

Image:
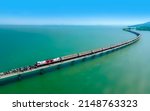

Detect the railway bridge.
[{"left": 0, "top": 28, "right": 141, "bottom": 81}]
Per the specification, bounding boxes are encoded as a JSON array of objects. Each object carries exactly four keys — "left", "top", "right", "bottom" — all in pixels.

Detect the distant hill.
[{"left": 129, "top": 22, "right": 150, "bottom": 31}]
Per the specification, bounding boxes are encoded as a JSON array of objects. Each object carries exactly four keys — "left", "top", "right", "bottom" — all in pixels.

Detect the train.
[
  {"left": 35, "top": 57, "right": 61, "bottom": 67},
  {"left": 34, "top": 45, "right": 125, "bottom": 67},
  {"left": 32, "top": 29, "right": 141, "bottom": 68},
  {"left": 33, "top": 34, "right": 140, "bottom": 68},
  {"left": 34, "top": 48, "right": 107, "bottom": 67}
]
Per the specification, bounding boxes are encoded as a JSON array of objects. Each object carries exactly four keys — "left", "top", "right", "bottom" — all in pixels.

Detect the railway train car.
[
  {"left": 93, "top": 49, "right": 100, "bottom": 53},
  {"left": 101, "top": 47, "right": 108, "bottom": 51},
  {"left": 61, "top": 54, "right": 78, "bottom": 61},
  {"left": 91, "top": 50, "right": 95, "bottom": 54},
  {"left": 35, "top": 60, "right": 51, "bottom": 67},
  {"left": 35, "top": 57, "right": 61, "bottom": 67},
  {"left": 52, "top": 57, "right": 61, "bottom": 63},
  {"left": 79, "top": 51, "right": 92, "bottom": 56}
]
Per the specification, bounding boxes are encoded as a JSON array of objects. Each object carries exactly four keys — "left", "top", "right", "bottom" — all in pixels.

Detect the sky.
[{"left": 0, "top": 0, "right": 150, "bottom": 25}]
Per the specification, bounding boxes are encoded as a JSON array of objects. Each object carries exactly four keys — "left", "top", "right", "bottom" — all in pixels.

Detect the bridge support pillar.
[
  {"left": 17, "top": 74, "right": 22, "bottom": 80},
  {"left": 91, "top": 55, "right": 95, "bottom": 58},
  {"left": 71, "top": 61, "right": 75, "bottom": 65},
  {"left": 57, "top": 64, "right": 61, "bottom": 69},
  {"left": 82, "top": 58, "right": 86, "bottom": 61},
  {"left": 40, "top": 69, "right": 44, "bottom": 75}
]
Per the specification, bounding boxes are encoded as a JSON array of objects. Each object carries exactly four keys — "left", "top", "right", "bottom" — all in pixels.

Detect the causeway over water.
[{"left": 0, "top": 28, "right": 141, "bottom": 81}]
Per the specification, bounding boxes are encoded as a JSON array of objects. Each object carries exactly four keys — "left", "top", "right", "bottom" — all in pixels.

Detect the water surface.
[{"left": 0, "top": 25, "right": 149, "bottom": 94}]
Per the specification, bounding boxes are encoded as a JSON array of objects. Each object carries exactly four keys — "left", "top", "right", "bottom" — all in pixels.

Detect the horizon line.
[
  {"left": 0, "top": 17, "right": 147, "bottom": 26},
  {"left": 0, "top": 24, "right": 130, "bottom": 26}
]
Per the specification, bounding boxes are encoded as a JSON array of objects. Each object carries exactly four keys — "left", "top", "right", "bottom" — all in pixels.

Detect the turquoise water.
[{"left": 0, "top": 25, "right": 150, "bottom": 94}]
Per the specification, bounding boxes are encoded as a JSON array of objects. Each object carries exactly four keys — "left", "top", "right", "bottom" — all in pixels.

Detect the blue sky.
[{"left": 0, "top": 0, "right": 150, "bottom": 25}]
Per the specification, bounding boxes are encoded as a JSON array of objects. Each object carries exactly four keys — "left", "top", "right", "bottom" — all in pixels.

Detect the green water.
[{"left": 0, "top": 25, "right": 150, "bottom": 94}]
